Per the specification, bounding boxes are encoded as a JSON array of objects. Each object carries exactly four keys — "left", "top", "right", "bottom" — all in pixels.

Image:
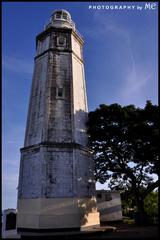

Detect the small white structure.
[
  {"left": 96, "top": 190, "right": 123, "bottom": 222},
  {"left": 2, "top": 209, "right": 20, "bottom": 239}
]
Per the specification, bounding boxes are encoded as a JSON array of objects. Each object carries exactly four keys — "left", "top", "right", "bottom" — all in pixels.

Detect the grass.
[{"left": 122, "top": 216, "right": 135, "bottom": 225}]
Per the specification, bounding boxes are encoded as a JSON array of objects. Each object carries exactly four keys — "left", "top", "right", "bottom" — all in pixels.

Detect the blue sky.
[{"left": 2, "top": 2, "right": 158, "bottom": 210}]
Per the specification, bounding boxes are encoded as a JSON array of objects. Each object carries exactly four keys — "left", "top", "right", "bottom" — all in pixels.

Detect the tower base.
[{"left": 17, "top": 197, "right": 100, "bottom": 236}]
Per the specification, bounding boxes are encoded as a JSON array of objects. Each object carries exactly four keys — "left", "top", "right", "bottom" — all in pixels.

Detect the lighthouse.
[{"left": 17, "top": 9, "right": 100, "bottom": 236}]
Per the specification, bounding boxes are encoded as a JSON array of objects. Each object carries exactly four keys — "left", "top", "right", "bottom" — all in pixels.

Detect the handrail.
[{"left": 44, "top": 20, "right": 83, "bottom": 40}]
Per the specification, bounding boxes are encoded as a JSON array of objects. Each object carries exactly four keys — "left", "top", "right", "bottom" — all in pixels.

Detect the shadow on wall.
[
  {"left": 78, "top": 196, "right": 98, "bottom": 226},
  {"left": 73, "top": 110, "right": 99, "bottom": 227},
  {"left": 73, "top": 109, "right": 88, "bottom": 146}
]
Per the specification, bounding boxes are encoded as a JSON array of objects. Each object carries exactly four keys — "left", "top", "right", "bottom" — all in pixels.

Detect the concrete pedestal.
[{"left": 17, "top": 197, "right": 100, "bottom": 235}]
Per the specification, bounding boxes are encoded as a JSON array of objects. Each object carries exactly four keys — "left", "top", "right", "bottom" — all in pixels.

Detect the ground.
[{"left": 20, "top": 223, "right": 159, "bottom": 240}]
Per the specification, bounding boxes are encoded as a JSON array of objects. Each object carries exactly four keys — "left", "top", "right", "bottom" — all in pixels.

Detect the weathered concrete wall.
[
  {"left": 71, "top": 35, "right": 82, "bottom": 59},
  {"left": 17, "top": 17, "right": 100, "bottom": 231},
  {"left": 37, "top": 35, "right": 50, "bottom": 55},
  {"left": 22, "top": 28, "right": 92, "bottom": 199},
  {"left": 18, "top": 147, "right": 43, "bottom": 198},
  {"left": 24, "top": 30, "right": 88, "bottom": 147},
  {"left": 75, "top": 148, "right": 95, "bottom": 197},
  {"left": 18, "top": 145, "right": 95, "bottom": 199},
  {"left": 20, "top": 28, "right": 94, "bottom": 200},
  {"left": 47, "top": 51, "right": 73, "bottom": 143},
  {"left": 71, "top": 34, "right": 88, "bottom": 146},
  {"left": 24, "top": 53, "right": 49, "bottom": 146}
]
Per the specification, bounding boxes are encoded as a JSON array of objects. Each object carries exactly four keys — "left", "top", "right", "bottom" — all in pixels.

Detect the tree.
[{"left": 87, "top": 101, "right": 159, "bottom": 222}]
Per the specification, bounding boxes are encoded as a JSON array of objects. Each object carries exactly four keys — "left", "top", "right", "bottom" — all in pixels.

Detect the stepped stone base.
[{"left": 17, "top": 197, "right": 100, "bottom": 236}]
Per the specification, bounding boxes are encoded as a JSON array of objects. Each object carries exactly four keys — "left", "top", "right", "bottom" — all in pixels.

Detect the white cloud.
[
  {"left": 2, "top": 173, "right": 19, "bottom": 188},
  {"left": 2, "top": 172, "right": 19, "bottom": 210},
  {"left": 84, "top": 12, "right": 155, "bottom": 107},
  {"left": 3, "top": 159, "right": 20, "bottom": 168},
  {"left": 2, "top": 125, "right": 25, "bottom": 144},
  {"left": 119, "top": 34, "right": 153, "bottom": 106},
  {"left": 122, "top": 69, "right": 152, "bottom": 102},
  {"left": 2, "top": 125, "right": 24, "bottom": 209},
  {"left": 2, "top": 55, "right": 33, "bottom": 75}
]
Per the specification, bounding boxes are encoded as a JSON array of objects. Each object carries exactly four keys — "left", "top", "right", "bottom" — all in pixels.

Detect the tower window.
[
  {"left": 97, "top": 193, "right": 102, "bottom": 198},
  {"left": 105, "top": 194, "right": 112, "bottom": 201},
  {"left": 57, "top": 88, "right": 63, "bottom": 98},
  {"left": 63, "top": 12, "right": 68, "bottom": 20},
  {"left": 56, "top": 12, "right": 62, "bottom": 19}
]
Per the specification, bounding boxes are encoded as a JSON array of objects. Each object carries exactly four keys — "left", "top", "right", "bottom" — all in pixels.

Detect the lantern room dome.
[
  {"left": 52, "top": 9, "right": 71, "bottom": 22},
  {"left": 45, "top": 9, "right": 75, "bottom": 30}
]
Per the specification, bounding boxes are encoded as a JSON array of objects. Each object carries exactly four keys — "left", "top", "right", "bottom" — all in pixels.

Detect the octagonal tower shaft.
[
  {"left": 17, "top": 10, "right": 99, "bottom": 235},
  {"left": 24, "top": 30, "right": 88, "bottom": 147}
]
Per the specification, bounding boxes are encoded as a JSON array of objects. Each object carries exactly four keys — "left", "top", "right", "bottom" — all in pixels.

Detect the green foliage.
[
  {"left": 87, "top": 101, "right": 159, "bottom": 214},
  {"left": 121, "top": 190, "right": 136, "bottom": 209},
  {"left": 144, "top": 191, "right": 158, "bottom": 217}
]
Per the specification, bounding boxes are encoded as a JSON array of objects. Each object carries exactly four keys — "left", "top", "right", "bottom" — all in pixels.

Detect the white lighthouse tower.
[{"left": 17, "top": 10, "right": 100, "bottom": 236}]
